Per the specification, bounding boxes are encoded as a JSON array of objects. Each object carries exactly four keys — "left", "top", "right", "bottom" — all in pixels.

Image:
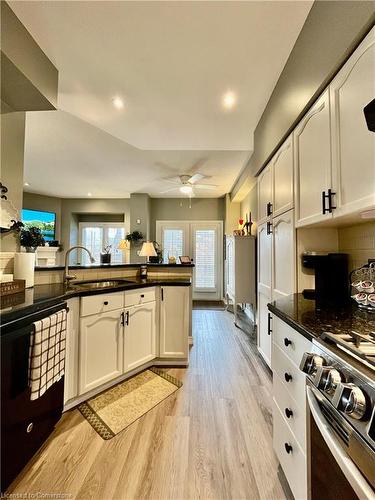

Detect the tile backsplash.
[{"left": 338, "top": 221, "right": 375, "bottom": 271}]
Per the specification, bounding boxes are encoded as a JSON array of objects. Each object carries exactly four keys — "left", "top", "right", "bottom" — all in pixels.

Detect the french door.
[{"left": 156, "top": 221, "right": 223, "bottom": 300}]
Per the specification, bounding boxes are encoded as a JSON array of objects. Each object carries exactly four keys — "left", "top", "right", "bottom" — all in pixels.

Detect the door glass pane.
[
  {"left": 107, "top": 227, "right": 125, "bottom": 263},
  {"left": 195, "top": 229, "right": 216, "bottom": 289},
  {"left": 81, "top": 227, "right": 102, "bottom": 264},
  {"left": 163, "top": 229, "right": 183, "bottom": 263}
]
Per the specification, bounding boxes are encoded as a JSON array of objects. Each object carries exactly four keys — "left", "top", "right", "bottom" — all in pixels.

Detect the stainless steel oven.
[{"left": 301, "top": 341, "right": 375, "bottom": 500}]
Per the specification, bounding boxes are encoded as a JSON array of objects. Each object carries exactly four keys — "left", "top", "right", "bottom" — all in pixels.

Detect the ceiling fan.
[{"left": 159, "top": 173, "right": 218, "bottom": 197}]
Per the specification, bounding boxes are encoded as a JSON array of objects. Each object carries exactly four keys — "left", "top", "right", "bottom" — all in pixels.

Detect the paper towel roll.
[{"left": 14, "top": 252, "right": 35, "bottom": 288}]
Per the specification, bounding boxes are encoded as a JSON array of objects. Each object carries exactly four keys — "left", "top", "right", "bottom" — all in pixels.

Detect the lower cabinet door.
[
  {"left": 79, "top": 310, "right": 123, "bottom": 394},
  {"left": 257, "top": 291, "right": 272, "bottom": 368},
  {"left": 160, "top": 286, "right": 189, "bottom": 359},
  {"left": 124, "top": 302, "right": 156, "bottom": 373}
]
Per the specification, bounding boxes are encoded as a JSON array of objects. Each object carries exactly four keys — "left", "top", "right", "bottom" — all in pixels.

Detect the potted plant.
[
  {"left": 100, "top": 245, "right": 112, "bottom": 264},
  {"left": 19, "top": 226, "right": 45, "bottom": 252},
  {"left": 125, "top": 231, "right": 143, "bottom": 245}
]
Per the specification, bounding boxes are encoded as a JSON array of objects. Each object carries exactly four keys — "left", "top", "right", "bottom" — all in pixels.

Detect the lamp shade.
[
  {"left": 118, "top": 239, "right": 130, "bottom": 250},
  {"left": 139, "top": 241, "right": 157, "bottom": 257}
]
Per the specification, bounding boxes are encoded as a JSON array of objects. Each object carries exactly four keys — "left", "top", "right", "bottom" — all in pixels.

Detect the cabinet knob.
[
  {"left": 284, "top": 372, "right": 293, "bottom": 383},
  {"left": 104, "top": 301, "right": 109, "bottom": 305},
  {"left": 140, "top": 294, "right": 144, "bottom": 298},
  {"left": 284, "top": 443, "right": 293, "bottom": 454},
  {"left": 284, "top": 337, "right": 292, "bottom": 347},
  {"left": 285, "top": 408, "right": 293, "bottom": 419}
]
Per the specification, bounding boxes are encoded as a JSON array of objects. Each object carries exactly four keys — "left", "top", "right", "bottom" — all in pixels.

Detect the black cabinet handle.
[
  {"left": 104, "top": 301, "right": 109, "bottom": 305},
  {"left": 266, "top": 221, "right": 273, "bottom": 235},
  {"left": 284, "top": 443, "right": 293, "bottom": 454},
  {"left": 267, "top": 313, "right": 272, "bottom": 336},
  {"left": 322, "top": 190, "right": 329, "bottom": 214},
  {"left": 125, "top": 311, "right": 129, "bottom": 326},
  {"left": 266, "top": 201, "right": 273, "bottom": 217},
  {"left": 327, "top": 188, "right": 336, "bottom": 212},
  {"left": 285, "top": 408, "right": 293, "bottom": 419},
  {"left": 161, "top": 288, "right": 164, "bottom": 301},
  {"left": 120, "top": 311, "right": 125, "bottom": 326},
  {"left": 284, "top": 337, "right": 292, "bottom": 347},
  {"left": 284, "top": 372, "right": 293, "bottom": 383}
]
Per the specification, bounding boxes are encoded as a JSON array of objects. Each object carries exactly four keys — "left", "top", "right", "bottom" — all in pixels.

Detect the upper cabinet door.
[
  {"left": 257, "top": 222, "right": 272, "bottom": 296},
  {"left": 272, "top": 211, "right": 295, "bottom": 301},
  {"left": 273, "top": 135, "right": 294, "bottom": 217},
  {"left": 294, "top": 90, "right": 332, "bottom": 227},
  {"left": 258, "top": 162, "right": 273, "bottom": 223},
  {"left": 330, "top": 27, "right": 375, "bottom": 217}
]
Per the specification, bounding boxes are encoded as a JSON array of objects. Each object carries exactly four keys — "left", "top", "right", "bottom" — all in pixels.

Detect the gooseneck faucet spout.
[{"left": 64, "top": 246, "right": 95, "bottom": 284}]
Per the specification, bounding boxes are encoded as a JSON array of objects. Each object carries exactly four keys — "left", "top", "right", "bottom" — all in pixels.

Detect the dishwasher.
[{"left": 1, "top": 301, "right": 68, "bottom": 492}]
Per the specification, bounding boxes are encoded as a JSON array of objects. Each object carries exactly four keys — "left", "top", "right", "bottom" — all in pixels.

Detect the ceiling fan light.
[{"left": 180, "top": 185, "right": 193, "bottom": 195}]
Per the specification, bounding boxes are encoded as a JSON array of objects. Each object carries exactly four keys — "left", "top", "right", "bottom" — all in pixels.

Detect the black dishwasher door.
[{"left": 1, "top": 306, "right": 65, "bottom": 492}]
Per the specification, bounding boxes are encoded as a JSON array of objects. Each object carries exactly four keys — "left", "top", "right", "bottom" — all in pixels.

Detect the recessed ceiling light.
[
  {"left": 24, "top": 182, "right": 30, "bottom": 186},
  {"left": 222, "top": 91, "right": 237, "bottom": 110},
  {"left": 180, "top": 185, "right": 193, "bottom": 195},
  {"left": 112, "top": 97, "right": 124, "bottom": 109},
  {"left": 87, "top": 192, "right": 92, "bottom": 197}
]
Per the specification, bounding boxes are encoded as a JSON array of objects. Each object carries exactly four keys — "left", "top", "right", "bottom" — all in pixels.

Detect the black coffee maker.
[{"left": 302, "top": 252, "right": 349, "bottom": 304}]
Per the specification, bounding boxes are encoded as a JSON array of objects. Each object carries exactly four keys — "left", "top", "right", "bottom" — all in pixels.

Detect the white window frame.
[
  {"left": 78, "top": 222, "right": 126, "bottom": 264},
  {"left": 156, "top": 220, "right": 223, "bottom": 301}
]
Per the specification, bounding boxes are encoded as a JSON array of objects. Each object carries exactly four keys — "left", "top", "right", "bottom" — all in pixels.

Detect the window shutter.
[{"left": 195, "top": 229, "right": 216, "bottom": 289}]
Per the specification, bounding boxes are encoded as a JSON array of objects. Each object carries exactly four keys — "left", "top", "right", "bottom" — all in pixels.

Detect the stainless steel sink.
[{"left": 69, "top": 279, "right": 133, "bottom": 290}]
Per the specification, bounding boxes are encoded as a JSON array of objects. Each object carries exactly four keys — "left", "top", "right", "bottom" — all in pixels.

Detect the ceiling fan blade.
[
  {"left": 193, "top": 184, "right": 218, "bottom": 190},
  {"left": 188, "top": 158, "right": 207, "bottom": 175},
  {"left": 162, "top": 177, "right": 181, "bottom": 185},
  {"left": 159, "top": 186, "right": 180, "bottom": 194},
  {"left": 189, "top": 173, "right": 205, "bottom": 184}
]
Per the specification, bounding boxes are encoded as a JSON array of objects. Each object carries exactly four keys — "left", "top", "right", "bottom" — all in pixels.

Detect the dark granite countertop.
[
  {"left": 35, "top": 263, "right": 194, "bottom": 271},
  {"left": 0, "top": 277, "right": 191, "bottom": 325},
  {"left": 268, "top": 293, "right": 375, "bottom": 342}
]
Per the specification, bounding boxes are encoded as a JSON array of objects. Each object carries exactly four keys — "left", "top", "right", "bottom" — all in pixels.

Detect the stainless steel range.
[{"left": 300, "top": 336, "right": 375, "bottom": 499}]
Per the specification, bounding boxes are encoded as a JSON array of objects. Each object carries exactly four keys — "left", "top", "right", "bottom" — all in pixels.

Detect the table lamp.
[
  {"left": 118, "top": 239, "right": 130, "bottom": 263},
  {"left": 139, "top": 241, "right": 157, "bottom": 263}
]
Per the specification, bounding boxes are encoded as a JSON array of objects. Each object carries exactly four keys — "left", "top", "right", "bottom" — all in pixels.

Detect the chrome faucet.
[{"left": 64, "top": 245, "right": 95, "bottom": 284}]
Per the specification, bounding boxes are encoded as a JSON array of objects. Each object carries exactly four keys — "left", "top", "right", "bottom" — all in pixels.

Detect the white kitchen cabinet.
[
  {"left": 330, "top": 27, "right": 375, "bottom": 217},
  {"left": 257, "top": 221, "right": 273, "bottom": 367},
  {"left": 225, "top": 235, "right": 256, "bottom": 326},
  {"left": 258, "top": 162, "right": 273, "bottom": 223},
  {"left": 273, "top": 211, "right": 295, "bottom": 301},
  {"left": 79, "top": 309, "right": 123, "bottom": 394},
  {"left": 294, "top": 89, "right": 332, "bottom": 227},
  {"left": 124, "top": 302, "right": 156, "bottom": 372},
  {"left": 159, "top": 286, "right": 189, "bottom": 359},
  {"left": 272, "top": 135, "right": 294, "bottom": 217},
  {"left": 64, "top": 297, "right": 80, "bottom": 405}
]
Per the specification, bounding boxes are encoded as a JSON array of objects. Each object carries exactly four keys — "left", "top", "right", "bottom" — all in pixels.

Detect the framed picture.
[{"left": 179, "top": 256, "right": 191, "bottom": 264}]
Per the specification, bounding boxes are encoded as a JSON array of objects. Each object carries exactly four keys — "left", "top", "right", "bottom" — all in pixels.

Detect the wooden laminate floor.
[{"left": 9, "top": 309, "right": 291, "bottom": 500}]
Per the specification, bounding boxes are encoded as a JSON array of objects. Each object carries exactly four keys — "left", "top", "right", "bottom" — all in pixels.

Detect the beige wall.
[
  {"left": 231, "top": 1, "right": 375, "bottom": 198},
  {"left": 0, "top": 111, "right": 26, "bottom": 251},
  {"left": 239, "top": 185, "right": 258, "bottom": 235},
  {"left": 338, "top": 221, "right": 375, "bottom": 272},
  {"left": 150, "top": 197, "right": 225, "bottom": 240}
]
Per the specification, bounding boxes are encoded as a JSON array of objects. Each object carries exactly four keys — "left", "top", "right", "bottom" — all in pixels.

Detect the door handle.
[{"left": 267, "top": 313, "right": 272, "bottom": 336}]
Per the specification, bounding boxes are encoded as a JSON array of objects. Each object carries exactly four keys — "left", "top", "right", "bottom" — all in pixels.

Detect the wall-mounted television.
[{"left": 21, "top": 209, "right": 56, "bottom": 241}]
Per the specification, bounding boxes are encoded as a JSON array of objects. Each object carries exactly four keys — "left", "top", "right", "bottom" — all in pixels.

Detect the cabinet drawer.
[
  {"left": 273, "top": 401, "right": 307, "bottom": 500},
  {"left": 125, "top": 287, "right": 156, "bottom": 307},
  {"left": 273, "top": 373, "right": 307, "bottom": 452},
  {"left": 80, "top": 292, "right": 124, "bottom": 317},
  {"left": 273, "top": 317, "right": 311, "bottom": 368},
  {"left": 273, "top": 343, "right": 307, "bottom": 405}
]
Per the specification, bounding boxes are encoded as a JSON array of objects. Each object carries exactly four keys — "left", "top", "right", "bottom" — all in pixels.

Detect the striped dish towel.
[{"left": 29, "top": 309, "right": 67, "bottom": 401}]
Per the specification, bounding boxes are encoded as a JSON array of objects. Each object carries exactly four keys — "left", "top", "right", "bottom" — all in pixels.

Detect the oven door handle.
[{"left": 307, "top": 386, "right": 375, "bottom": 500}]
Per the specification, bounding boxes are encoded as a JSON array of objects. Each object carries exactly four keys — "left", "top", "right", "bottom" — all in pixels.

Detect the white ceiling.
[{"left": 10, "top": 1, "right": 313, "bottom": 198}]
